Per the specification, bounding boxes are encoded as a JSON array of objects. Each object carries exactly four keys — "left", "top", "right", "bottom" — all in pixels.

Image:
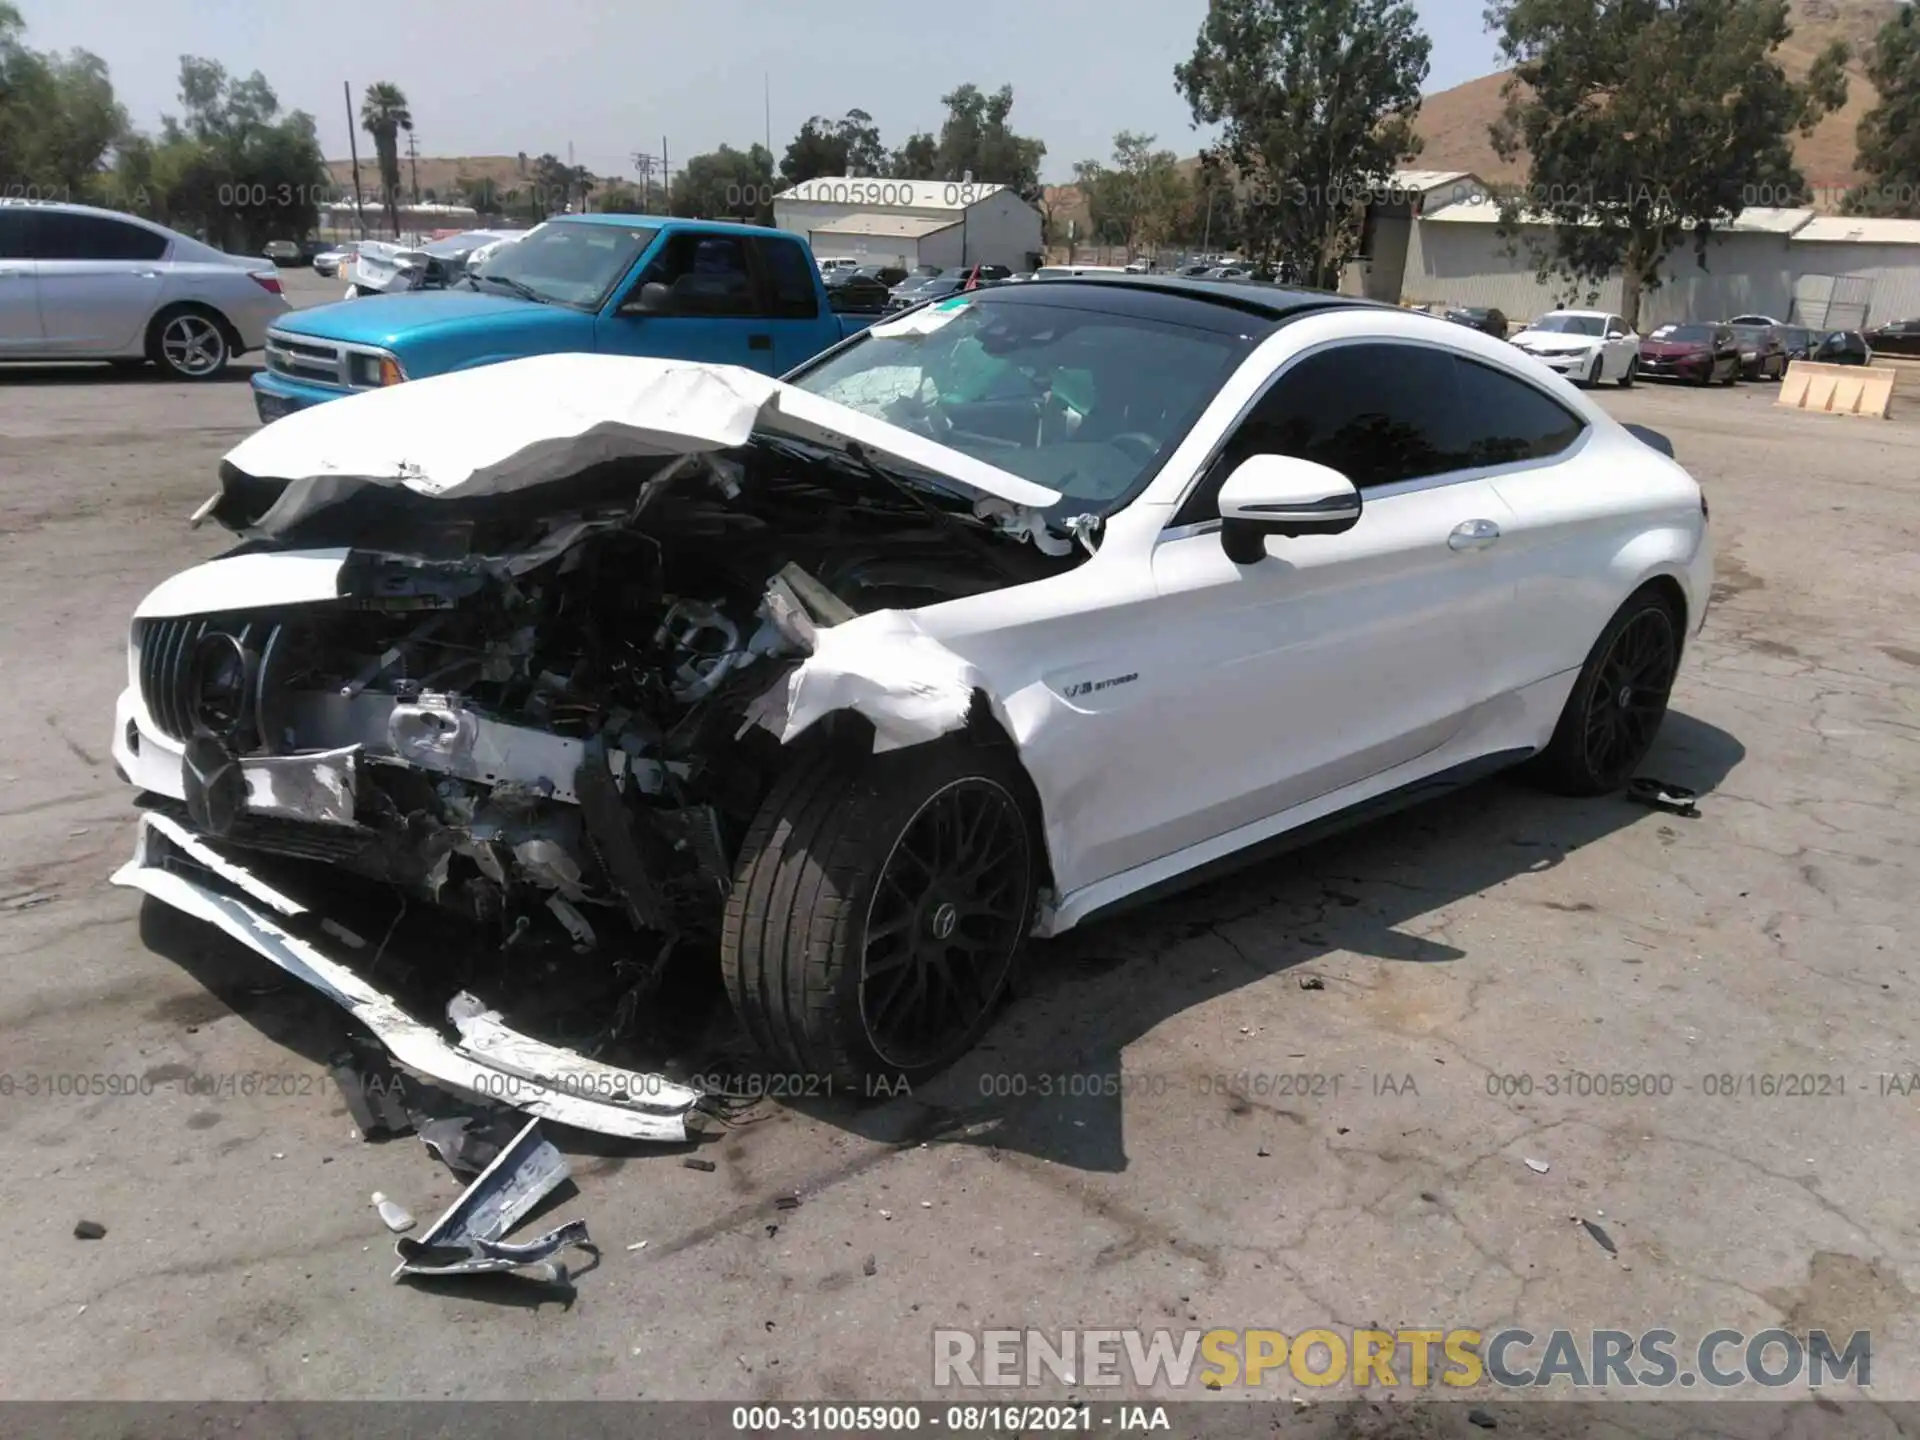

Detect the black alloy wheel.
[
  {"left": 1527, "top": 590, "right": 1683, "bottom": 796},
  {"left": 1580, "top": 608, "right": 1679, "bottom": 791},
  {"left": 860, "top": 778, "right": 1031, "bottom": 1072}
]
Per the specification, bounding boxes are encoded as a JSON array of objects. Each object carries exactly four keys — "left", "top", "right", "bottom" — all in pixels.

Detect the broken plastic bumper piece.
[{"left": 111, "top": 811, "right": 703, "bottom": 1142}]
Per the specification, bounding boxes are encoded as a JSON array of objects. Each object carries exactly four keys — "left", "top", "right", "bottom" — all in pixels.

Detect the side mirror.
[
  {"left": 622, "top": 281, "right": 672, "bottom": 315},
  {"left": 1216, "top": 454, "right": 1361, "bottom": 564}
]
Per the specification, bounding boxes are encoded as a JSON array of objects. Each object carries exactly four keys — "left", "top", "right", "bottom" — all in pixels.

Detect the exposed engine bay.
[{"left": 130, "top": 437, "right": 1076, "bottom": 989}]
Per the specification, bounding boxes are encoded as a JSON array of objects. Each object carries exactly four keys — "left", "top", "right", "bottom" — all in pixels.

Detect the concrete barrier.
[{"left": 1776, "top": 361, "right": 1895, "bottom": 419}]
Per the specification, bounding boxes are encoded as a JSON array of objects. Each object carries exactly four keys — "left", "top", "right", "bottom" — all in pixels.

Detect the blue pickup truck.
[{"left": 252, "top": 215, "right": 878, "bottom": 422}]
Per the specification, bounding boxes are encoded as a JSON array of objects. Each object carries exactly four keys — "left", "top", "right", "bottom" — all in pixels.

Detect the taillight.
[{"left": 249, "top": 271, "right": 283, "bottom": 295}]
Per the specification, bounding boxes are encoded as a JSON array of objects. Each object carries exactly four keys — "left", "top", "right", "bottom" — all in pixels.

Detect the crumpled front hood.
[{"left": 213, "top": 352, "right": 1062, "bottom": 536}]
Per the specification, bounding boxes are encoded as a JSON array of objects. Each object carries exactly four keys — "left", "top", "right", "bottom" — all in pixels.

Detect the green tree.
[
  {"left": 888, "top": 131, "right": 939, "bottom": 179},
  {"left": 1486, "top": 0, "right": 1849, "bottom": 327},
  {"left": 153, "top": 57, "right": 327, "bottom": 248},
  {"left": 1176, "top": 0, "right": 1431, "bottom": 288},
  {"left": 358, "top": 81, "right": 412, "bottom": 235},
  {"left": 1073, "top": 132, "right": 1192, "bottom": 256},
  {"left": 671, "top": 143, "right": 775, "bottom": 222},
  {"left": 0, "top": 3, "right": 129, "bottom": 199},
  {"left": 931, "top": 84, "right": 1046, "bottom": 198},
  {"left": 780, "top": 108, "right": 886, "bottom": 183},
  {"left": 529, "top": 152, "right": 572, "bottom": 217},
  {"left": 1845, "top": 4, "right": 1919, "bottom": 216}
]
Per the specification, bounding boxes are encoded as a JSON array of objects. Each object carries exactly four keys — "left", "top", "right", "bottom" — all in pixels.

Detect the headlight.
[{"left": 347, "top": 351, "right": 407, "bottom": 387}]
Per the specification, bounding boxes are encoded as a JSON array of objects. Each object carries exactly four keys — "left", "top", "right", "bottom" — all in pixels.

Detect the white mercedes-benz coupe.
[{"left": 110, "top": 277, "right": 1711, "bottom": 1123}]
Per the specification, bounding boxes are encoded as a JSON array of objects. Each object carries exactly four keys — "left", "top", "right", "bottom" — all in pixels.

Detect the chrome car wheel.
[{"left": 157, "top": 314, "right": 229, "bottom": 379}]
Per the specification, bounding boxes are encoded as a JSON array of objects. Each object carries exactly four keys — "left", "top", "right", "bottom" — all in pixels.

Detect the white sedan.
[
  {"left": 0, "top": 201, "right": 290, "bottom": 378},
  {"left": 110, "top": 278, "right": 1711, "bottom": 1104},
  {"left": 1510, "top": 308, "right": 1641, "bottom": 386}
]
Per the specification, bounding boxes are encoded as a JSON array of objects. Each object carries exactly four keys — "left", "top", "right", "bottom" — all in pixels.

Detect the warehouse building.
[
  {"left": 772, "top": 177, "right": 1044, "bottom": 272},
  {"left": 1343, "top": 169, "right": 1489, "bottom": 301},
  {"left": 1388, "top": 196, "right": 1920, "bottom": 328}
]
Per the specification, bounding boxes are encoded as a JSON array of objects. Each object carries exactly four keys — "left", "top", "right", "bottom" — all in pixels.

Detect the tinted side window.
[
  {"left": 1179, "top": 343, "right": 1464, "bottom": 523},
  {"left": 751, "top": 237, "right": 819, "bottom": 319},
  {"left": 634, "top": 231, "right": 755, "bottom": 316},
  {"left": 33, "top": 212, "right": 168, "bottom": 261},
  {"left": 0, "top": 209, "right": 30, "bottom": 259},
  {"left": 1449, "top": 355, "right": 1585, "bottom": 467}
]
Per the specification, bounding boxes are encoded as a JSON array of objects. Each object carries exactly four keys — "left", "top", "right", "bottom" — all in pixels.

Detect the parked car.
[
  {"left": 1727, "top": 321, "right": 1788, "bottom": 380},
  {"left": 1728, "top": 313, "right": 1785, "bottom": 328},
  {"left": 1637, "top": 323, "right": 1741, "bottom": 385},
  {"left": 1444, "top": 306, "right": 1508, "bottom": 339},
  {"left": 114, "top": 276, "right": 1711, "bottom": 1093},
  {"left": 1777, "top": 325, "right": 1817, "bottom": 361},
  {"left": 883, "top": 274, "right": 969, "bottom": 313},
  {"left": 825, "top": 272, "right": 891, "bottom": 314},
  {"left": 344, "top": 229, "right": 522, "bottom": 297},
  {"left": 312, "top": 241, "right": 359, "bottom": 278},
  {"left": 853, "top": 264, "right": 908, "bottom": 288},
  {"left": 0, "top": 200, "right": 288, "bottom": 379},
  {"left": 252, "top": 218, "right": 879, "bottom": 422},
  {"left": 1863, "top": 316, "right": 1920, "bottom": 357},
  {"left": 1812, "top": 329, "right": 1874, "bottom": 365},
  {"left": 263, "top": 240, "right": 302, "bottom": 266},
  {"left": 1509, "top": 309, "right": 1640, "bottom": 386},
  {"left": 463, "top": 233, "right": 523, "bottom": 273}
]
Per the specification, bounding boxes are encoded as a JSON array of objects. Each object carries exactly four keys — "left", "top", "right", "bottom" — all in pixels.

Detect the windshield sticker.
[{"left": 868, "top": 302, "right": 969, "bottom": 339}]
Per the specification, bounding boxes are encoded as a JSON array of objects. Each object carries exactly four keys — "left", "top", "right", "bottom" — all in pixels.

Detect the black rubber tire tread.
[
  {"left": 1524, "top": 587, "right": 1682, "bottom": 797},
  {"left": 721, "top": 738, "right": 1034, "bottom": 1085}
]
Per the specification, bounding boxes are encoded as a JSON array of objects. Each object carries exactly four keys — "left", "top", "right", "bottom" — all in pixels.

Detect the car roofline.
[{"left": 1008, "top": 274, "right": 1397, "bottom": 325}]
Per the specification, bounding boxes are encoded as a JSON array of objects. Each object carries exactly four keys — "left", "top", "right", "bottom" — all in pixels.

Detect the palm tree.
[{"left": 359, "top": 82, "right": 412, "bottom": 237}]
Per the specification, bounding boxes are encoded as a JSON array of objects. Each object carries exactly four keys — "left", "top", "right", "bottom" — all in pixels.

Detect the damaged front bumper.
[{"left": 111, "top": 810, "right": 704, "bottom": 1142}]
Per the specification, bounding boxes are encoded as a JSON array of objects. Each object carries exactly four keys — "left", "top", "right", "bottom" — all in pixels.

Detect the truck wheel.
[{"left": 721, "top": 737, "right": 1039, "bottom": 1086}]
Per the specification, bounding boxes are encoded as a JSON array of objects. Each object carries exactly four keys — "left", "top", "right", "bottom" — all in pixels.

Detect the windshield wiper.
[
  {"left": 471, "top": 272, "right": 546, "bottom": 303},
  {"left": 840, "top": 442, "right": 1032, "bottom": 583}
]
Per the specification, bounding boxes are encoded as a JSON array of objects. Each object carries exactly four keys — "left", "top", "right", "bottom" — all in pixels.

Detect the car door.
[
  {"left": 1477, "top": 360, "right": 1667, "bottom": 690},
  {"left": 1108, "top": 340, "right": 1518, "bottom": 884},
  {"left": 0, "top": 208, "right": 43, "bottom": 350},
  {"left": 30, "top": 210, "right": 169, "bottom": 353},
  {"left": 599, "top": 229, "right": 759, "bottom": 368},
  {"left": 1603, "top": 315, "right": 1634, "bottom": 379},
  {"left": 747, "top": 234, "right": 832, "bottom": 374}
]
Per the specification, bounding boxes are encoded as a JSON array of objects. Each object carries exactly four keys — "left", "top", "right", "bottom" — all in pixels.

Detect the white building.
[
  {"left": 772, "top": 177, "right": 1044, "bottom": 272},
  {"left": 1389, "top": 195, "right": 1920, "bottom": 328},
  {"left": 1343, "top": 170, "right": 1491, "bottom": 302}
]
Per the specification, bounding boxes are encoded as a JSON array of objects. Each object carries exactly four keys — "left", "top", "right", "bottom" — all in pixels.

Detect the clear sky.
[{"left": 20, "top": 0, "right": 1505, "bottom": 184}]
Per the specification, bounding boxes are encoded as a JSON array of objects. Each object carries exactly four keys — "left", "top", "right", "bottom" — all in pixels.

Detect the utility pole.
[
  {"left": 343, "top": 81, "right": 367, "bottom": 239},
  {"left": 764, "top": 73, "right": 771, "bottom": 156},
  {"left": 660, "top": 137, "right": 670, "bottom": 215},
  {"left": 406, "top": 128, "right": 420, "bottom": 205},
  {"left": 633, "top": 152, "right": 657, "bottom": 212}
]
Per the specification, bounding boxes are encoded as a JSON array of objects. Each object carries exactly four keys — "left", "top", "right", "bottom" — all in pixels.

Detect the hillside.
[
  {"left": 1413, "top": 0, "right": 1900, "bottom": 209},
  {"left": 319, "top": 154, "right": 623, "bottom": 203}
]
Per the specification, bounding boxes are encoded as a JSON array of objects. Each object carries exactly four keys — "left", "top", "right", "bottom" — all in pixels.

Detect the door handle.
[
  {"left": 748, "top": 333, "right": 772, "bottom": 351},
  {"left": 1448, "top": 519, "right": 1501, "bottom": 550}
]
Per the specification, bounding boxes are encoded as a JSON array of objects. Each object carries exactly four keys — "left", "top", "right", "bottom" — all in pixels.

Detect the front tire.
[
  {"left": 148, "top": 307, "right": 230, "bottom": 380},
  {"left": 1526, "top": 589, "right": 1682, "bottom": 796},
  {"left": 1618, "top": 355, "right": 1637, "bottom": 388},
  {"left": 1586, "top": 353, "right": 1604, "bottom": 387},
  {"left": 721, "top": 737, "right": 1039, "bottom": 1086}
]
